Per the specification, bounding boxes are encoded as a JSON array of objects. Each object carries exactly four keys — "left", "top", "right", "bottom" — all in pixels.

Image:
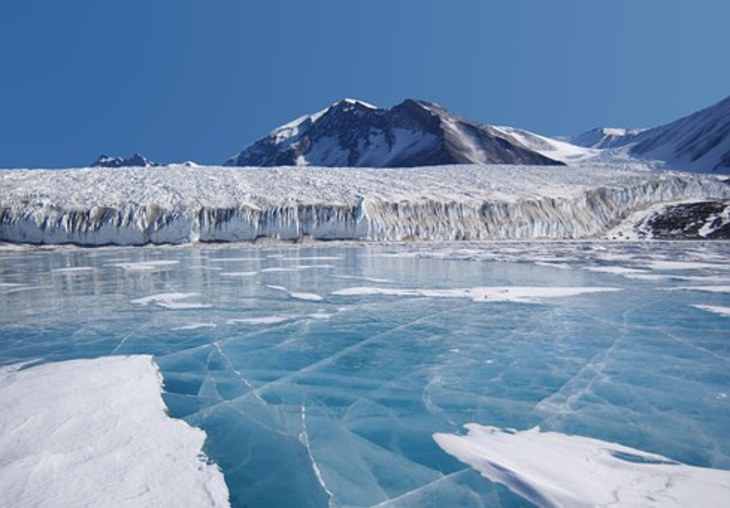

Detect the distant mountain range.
[
  {"left": 96, "top": 94, "right": 730, "bottom": 173},
  {"left": 570, "top": 95, "right": 730, "bottom": 172},
  {"left": 93, "top": 153, "right": 156, "bottom": 168}
]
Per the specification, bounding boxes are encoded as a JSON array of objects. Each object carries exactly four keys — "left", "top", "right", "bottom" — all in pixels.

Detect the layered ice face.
[
  {"left": 1, "top": 241, "right": 729, "bottom": 507},
  {"left": 1, "top": 164, "right": 729, "bottom": 245}
]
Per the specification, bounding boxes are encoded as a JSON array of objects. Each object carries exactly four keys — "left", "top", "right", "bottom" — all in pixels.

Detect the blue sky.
[{"left": 1, "top": 0, "right": 728, "bottom": 167}]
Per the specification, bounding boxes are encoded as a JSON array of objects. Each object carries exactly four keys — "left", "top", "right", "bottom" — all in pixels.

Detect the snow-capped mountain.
[
  {"left": 225, "top": 99, "right": 564, "bottom": 167},
  {"left": 572, "top": 95, "right": 730, "bottom": 172},
  {"left": 92, "top": 153, "right": 156, "bottom": 168}
]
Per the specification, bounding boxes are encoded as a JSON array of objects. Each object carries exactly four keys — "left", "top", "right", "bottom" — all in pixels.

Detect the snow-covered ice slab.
[
  {"left": 1, "top": 164, "right": 729, "bottom": 245},
  {"left": 0, "top": 356, "right": 229, "bottom": 508},
  {"left": 434, "top": 424, "right": 730, "bottom": 508}
]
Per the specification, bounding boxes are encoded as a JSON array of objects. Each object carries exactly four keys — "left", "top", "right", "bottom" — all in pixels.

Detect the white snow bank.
[
  {"left": 331, "top": 286, "right": 621, "bottom": 303},
  {"left": 434, "top": 424, "right": 730, "bottom": 508},
  {"left": 2, "top": 164, "right": 729, "bottom": 245},
  {"left": 0, "top": 356, "right": 229, "bottom": 508}
]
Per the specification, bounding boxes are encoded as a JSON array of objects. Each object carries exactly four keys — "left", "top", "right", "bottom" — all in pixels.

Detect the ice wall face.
[{"left": 1, "top": 165, "right": 729, "bottom": 246}]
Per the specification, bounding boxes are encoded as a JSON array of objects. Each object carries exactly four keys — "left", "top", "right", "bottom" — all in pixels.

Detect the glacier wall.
[{"left": 1, "top": 165, "right": 729, "bottom": 246}]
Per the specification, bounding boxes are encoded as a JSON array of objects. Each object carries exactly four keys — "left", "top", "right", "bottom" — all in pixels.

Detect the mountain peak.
[
  {"left": 225, "top": 99, "right": 563, "bottom": 168},
  {"left": 331, "top": 98, "right": 378, "bottom": 110}
]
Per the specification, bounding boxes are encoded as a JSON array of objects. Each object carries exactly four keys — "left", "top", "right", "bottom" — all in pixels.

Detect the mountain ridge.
[
  {"left": 225, "top": 98, "right": 564, "bottom": 168},
  {"left": 571, "top": 95, "right": 730, "bottom": 172},
  {"left": 86, "top": 94, "right": 730, "bottom": 174}
]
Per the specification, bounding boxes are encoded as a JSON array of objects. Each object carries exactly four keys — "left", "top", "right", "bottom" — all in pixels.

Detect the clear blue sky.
[{"left": 1, "top": 0, "right": 728, "bottom": 167}]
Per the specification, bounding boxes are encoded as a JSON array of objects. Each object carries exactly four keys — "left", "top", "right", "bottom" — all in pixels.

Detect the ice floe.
[
  {"left": 584, "top": 266, "right": 647, "bottom": 274},
  {"left": 434, "top": 424, "right": 730, "bottom": 508},
  {"left": 51, "top": 266, "right": 96, "bottom": 273},
  {"left": 113, "top": 260, "right": 180, "bottom": 272},
  {"left": 0, "top": 356, "right": 229, "bottom": 507},
  {"left": 227, "top": 312, "right": 332, "bottom": 326},
  {"left": 266, "top": 285, "right": 324, "bottom": 302},
  {"left": 227, "top": 315, "right": 294, "bottom": 325},
  {"left": 331, "top": 275, "right": 394, "bottom": 283},
  {"left": 534, "top": 262, "right": 572, "bottom": 270},
  {"left": 277, "top": 256, "right": 342, "bottom": 261},
  {"left": 331, "top": 286, "right": 621, "bottom": 303},
  {"left": 131, "top": 292, "right": 212, "bottom": 309},
  {"left": 670, "top": 285, "right": 730, "bottom": 294},
  {"left": 693, "top": 305, "right": 730, "bottom": 317},
  {"left": 206, "top": 257, "right": 259, "bottom": 262},
  {"left": 646, "top": 260, "right": 728, "bottom": 271},
  {"left": 221, "top": 271, "right": 258, "bottom": 277},
  {"left": 172, "top": 322, "right": 218, "bottom": 331}
]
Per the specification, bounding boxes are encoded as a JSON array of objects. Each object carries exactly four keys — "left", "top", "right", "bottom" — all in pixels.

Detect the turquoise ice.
[{"left": 1, "top": 242, "right": 729, "bottom": 507}]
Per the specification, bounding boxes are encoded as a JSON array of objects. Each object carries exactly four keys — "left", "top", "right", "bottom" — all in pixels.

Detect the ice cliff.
[{"left": 1, "top": 164, "right": 729, "bottom": 246}]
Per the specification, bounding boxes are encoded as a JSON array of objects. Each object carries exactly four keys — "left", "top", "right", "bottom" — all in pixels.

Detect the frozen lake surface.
[{"left": 1, "top": 241, "right": 730, "bottom": 507}]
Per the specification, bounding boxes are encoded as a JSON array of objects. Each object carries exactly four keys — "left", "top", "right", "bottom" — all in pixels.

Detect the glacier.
[{"left": 1, "top": 164, "right": 729, "bottom": 246}]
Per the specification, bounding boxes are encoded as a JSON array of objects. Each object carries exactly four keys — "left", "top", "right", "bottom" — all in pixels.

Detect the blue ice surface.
[{"left": 1, "top": 241, "right": 729, "bottom": 508}]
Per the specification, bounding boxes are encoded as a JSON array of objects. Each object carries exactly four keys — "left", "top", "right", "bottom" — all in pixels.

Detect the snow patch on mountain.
[
  {"left": 492, "top": 125, "right": 601, "bottom": 163},
  {"left": 571, "top": 127, "right": 648, "bottom": 150}
]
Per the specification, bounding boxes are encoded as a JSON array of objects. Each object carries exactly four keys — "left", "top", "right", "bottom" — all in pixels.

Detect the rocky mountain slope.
[
  {"left": 225, "top": 99, "right": 563, "bottom": 168},
  {"left": 92, "top": 153, "right": 156, "bottom": 168},
  {"left": 572, "top": 95, "right": 730, "bottom": 172}
]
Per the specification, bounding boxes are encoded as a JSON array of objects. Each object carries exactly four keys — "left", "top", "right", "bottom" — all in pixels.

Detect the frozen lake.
[{"left": 1, "top": 241, "right": 729, "bottom": 507}]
